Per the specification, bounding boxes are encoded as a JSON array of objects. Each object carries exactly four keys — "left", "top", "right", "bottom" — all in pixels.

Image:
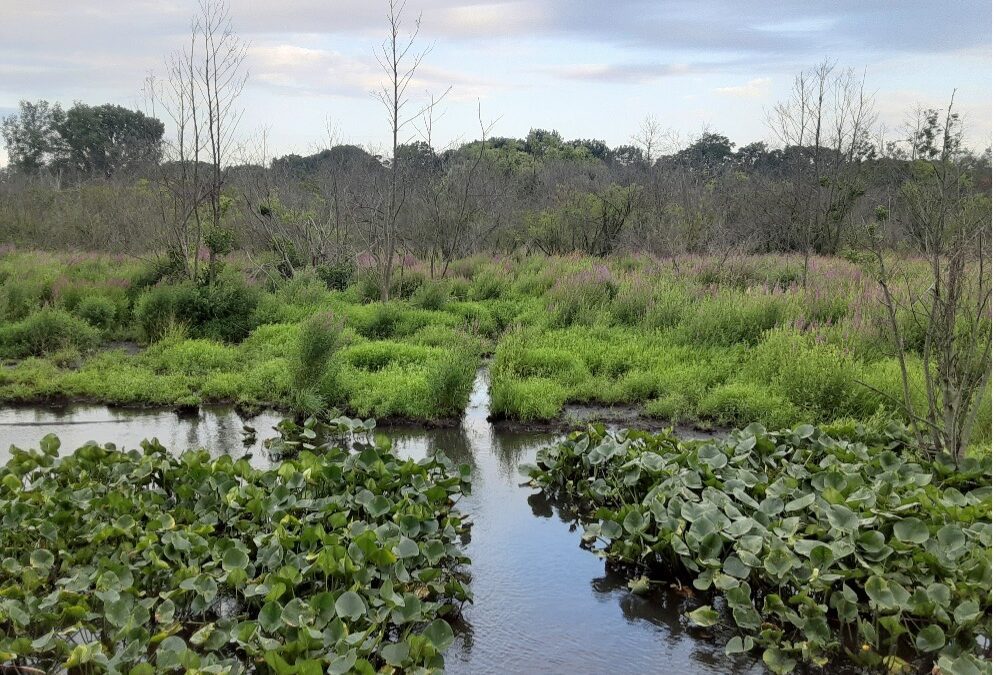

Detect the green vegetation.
[
  {"left": 0, "top": 416, "right": 471, "bottom": 672},
  {"left": 523, "top": 423, "right": 992, "bottom": 674},
  {"left": 0, "top": 249, "right": 990, "bottom": 447}
]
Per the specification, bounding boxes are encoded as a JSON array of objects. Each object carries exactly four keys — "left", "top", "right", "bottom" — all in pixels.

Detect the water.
[{"left": 0, "top": 370, "right": 761, "bottom": 674}]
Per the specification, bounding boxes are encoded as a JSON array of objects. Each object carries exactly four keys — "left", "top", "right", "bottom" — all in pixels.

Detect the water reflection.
[{"left": 0, "top": 370, "right": 760, "bottom": 674}]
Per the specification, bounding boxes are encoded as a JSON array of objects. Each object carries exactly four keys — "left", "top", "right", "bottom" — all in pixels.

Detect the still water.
[{"left": 0, "top": 370, "right": 761, "bottom": 674}]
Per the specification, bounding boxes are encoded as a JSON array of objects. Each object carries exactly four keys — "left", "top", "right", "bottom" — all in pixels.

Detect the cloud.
[
  {"left": 714, "top": 77, "right": 771, "bottom": 98},
  {"left": 542, "top": 62, "right": 695, "bottom": 84}
]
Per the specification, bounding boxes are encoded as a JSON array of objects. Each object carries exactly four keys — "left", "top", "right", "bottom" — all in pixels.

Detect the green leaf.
[
  {"left": 785, "top": 492, "right": 816, "bottom": 512},
  {"left": 335, "top": 591, "right": 367, "bottom": 621},
  {"left": 724, "top": 635, "right": 754, "bottom": 655},
  {"left": 893, "top": 517, "right": 929, "bottom": 544},
  {"left": 914, "top": 624, "right": 945, "bottom": 652},
  {"left": 222, "top": 547, "right": 249, "bottom": 572},
  {"left": 258, "top": 601, "right": 282, "bottom": 633},
  {"left": 826, "top": 504, "right": 859, "bottom": 532},
  {"left": 687, "top": 605, "right": 720, "bottom": 627},
  {"left": 30, "top": 549, "right": 54, "bottom": 570},
  {"left": 423, "top": 618, "right": 455, "bottom": 651},
  {"left": 762, "top": 648, "right": 797, "bottom": 674}
]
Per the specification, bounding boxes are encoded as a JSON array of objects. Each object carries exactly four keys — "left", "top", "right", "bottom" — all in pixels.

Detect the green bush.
[
  {"left": 747, "top": 328, "right": 859, "bottom": 418},
  {"left": 412, "top": 281, "right": 450, "bottom": 310},
  {"left": 469, "top": 268, "right": 506, "bottom": 300},
  {"left": 316, "top": 260, "right": 356, "bottom": 291},
  {"left": 699, "top": 381, "right": 800, "bottom": 429},
  {"left": 134, "top": 274, "right": 259, "bottom": 344},
  {"left": 0, "top": 308, "right": 100, "bottom": 359},
  {"left": 426, "top": 347, "right": 478, "bottom": 417},
  {"left": 73, "top": 294, "right": 117, "bottom": 330},
  {"left": 146, "top": 338, "right": 238, "bottom": 376},
  {"left": 610, "top": 278, "right": 654, "bottom": 325}
]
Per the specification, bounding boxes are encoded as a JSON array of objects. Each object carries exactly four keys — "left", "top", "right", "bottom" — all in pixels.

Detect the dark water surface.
[{"left": 0, "top": 371, "right": 761, "bottom": 674}]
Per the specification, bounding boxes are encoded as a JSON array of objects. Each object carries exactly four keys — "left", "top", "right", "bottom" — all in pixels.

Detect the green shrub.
[
  {"left": 146, "top": 338, "right": 237, "bottom": 376},
  {"left": 0, "top": 308, "right": 100, "bottom": 359},
  {"left": 343, "top": 341, "right": 434, "bottom": 371},
  {"left": 0, "top": 279, "right": 48, "bottom": 321},
  {"left": 134, "top": 274, "right": 259, "bottom": 343},
  {"left": 699, "top": 381, "right": 800, "bottom": 429},
  {"left": 645, "top": 284, "right": 692, "bottom": 329},
  {"left": 391, "top": 269, "right": 427, "bottom": 299},
  {"left": 355, "top": 302, "right": 402, "bottom": 339},
  {"left": 546, "top": 267, "right": 615, "bottom": 328},
  {"left": 747, "top": 328, "right": 859, "bottom": 418},
  {"left": 412, "top": 281, "right": 450, "bottom": 310},
  {"left": 356, "top": 269, "right": 382, "bottom": 302},
  {"left": 73, "top": 294, "right": 117, "bottom": 330},
  {"left": 316, "top": 260, "right": 356, "bottom": 291},
  {"left": 469, "top": 268, "right": 506, "bottom": 300}
]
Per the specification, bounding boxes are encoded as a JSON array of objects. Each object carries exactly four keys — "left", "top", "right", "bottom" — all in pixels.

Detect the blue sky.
[{"left": 0, "top": 0, "right": 991, "bottom": 164}]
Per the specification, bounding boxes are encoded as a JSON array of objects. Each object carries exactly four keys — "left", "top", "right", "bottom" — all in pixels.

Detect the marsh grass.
[{"left": 0, "top": 250, "right": 988, "bottom": 442}]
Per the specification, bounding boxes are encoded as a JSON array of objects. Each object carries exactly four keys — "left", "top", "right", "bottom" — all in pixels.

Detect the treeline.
[
  {"left": 0, "top": 0, "right": 991, "bottom": 299},
  {"left": 0, "top": 95, "right": 990, "bottom": 267}
]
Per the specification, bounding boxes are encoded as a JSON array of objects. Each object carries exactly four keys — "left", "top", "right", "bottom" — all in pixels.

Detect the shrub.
[
  {"left": 0, "top": 308, "right": 100, "bottom": 359},
  {"left": 645, "top": 284, "right": 692, "bottom": 329},
  {"left": 356, "top": 269, "right": 382, "bottom": 302},
  {"left": 0, "top": 279, "right": 48, "bottom": 321},
  {"left": 343, "top": 341, "right": 436, "bottom": 372},
  {"left": 699, "top": 381, "right": 800, "bottom": 429},
  {"left": 316, "top": 259, "right": 356, "bottom": 290},
  {"left": 412, "top": 281, "right": 450, "bottom": 310},
  {"left": 391, "top": 269, "right": 427, "bottom": 299},
  {"left": 146, "top": 338, "right": 238, "bottom": 376},
  {"left": 73, "top": 294, "right": 117, "bottom": 330},
  {"left": 134, "top": 285, "right": 184, "bottom": 342},
  {"left": 134, "top": 274, "right": 260, "bottom": 344},
  {"left": 277, "top": 271, "right": 328, "bottom": 306},
  {"left": 469, "top": 268, "right": 506, "bottom": 300}
]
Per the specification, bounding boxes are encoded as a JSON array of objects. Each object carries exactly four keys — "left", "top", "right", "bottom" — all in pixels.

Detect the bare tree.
[
  {"left": 869, "top": 96, "right": 991, "bottom": 463},
  {"left": 768, "top": 59, "right": 876, "bottom": 286},
  {"left": 364, "top": 0, "right": 432, "bottom": 301},
  {"left": 632, "top": 114, "right": 663, "bottom": 164},
  {"left": 146, "top": 0, "right": 247, "bottom": 280}
]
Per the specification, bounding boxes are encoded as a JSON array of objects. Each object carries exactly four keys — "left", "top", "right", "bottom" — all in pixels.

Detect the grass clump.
[
  {"left": 490, "top": 377, "right": 567, "bottom": 420},
  {"left": 0, "top": 308, "right": 100, "bottom": 359},
  {"left": 290, "top": 312, "right": 344, "bottom": 410}
]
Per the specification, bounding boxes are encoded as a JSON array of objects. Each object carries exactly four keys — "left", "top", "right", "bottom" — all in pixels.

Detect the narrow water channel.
[{"left": 0, "top": 370, "right": 761, "bottom": 674}]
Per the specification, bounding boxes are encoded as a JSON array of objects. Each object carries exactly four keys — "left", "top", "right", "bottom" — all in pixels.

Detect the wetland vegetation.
[{"left": 0, "top": 0, "right": 991, "bottom": 672}]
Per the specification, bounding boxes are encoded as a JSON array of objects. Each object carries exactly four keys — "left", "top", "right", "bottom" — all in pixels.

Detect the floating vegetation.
[
  {"left": 522, "top": 423, "right": 992, "bottom": 674},
  {"left": 0, "top": 417, "right": 472, "bottom": 672}
]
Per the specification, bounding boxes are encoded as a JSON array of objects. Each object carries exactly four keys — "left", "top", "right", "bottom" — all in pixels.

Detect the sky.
[{"left": 0, "top": 0, "right": 992, "bottom": 165}]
